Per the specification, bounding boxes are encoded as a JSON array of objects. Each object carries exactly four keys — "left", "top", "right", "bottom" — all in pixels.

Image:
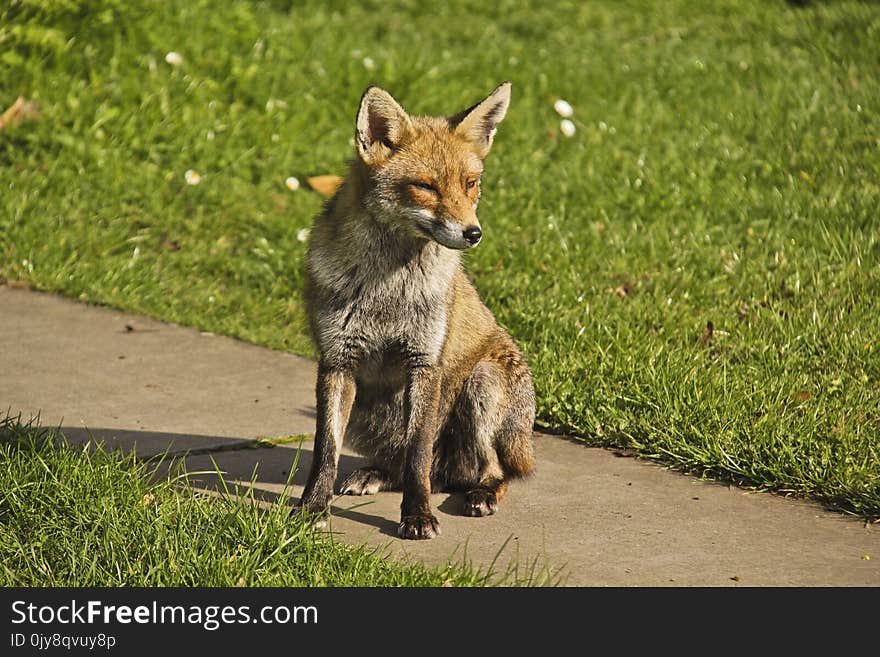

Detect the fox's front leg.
[
  {"left": 399, "top": 364, "right": 442, "bottom": 540},
  {"left": 300, "top": 363, "right": 356, "bottom": 514}
]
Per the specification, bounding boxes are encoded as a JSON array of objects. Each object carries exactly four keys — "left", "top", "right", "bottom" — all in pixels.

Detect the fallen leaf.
[
  {"left": 698, "top": 320, "right": 715, "bottom": 347},
  {"left": 1, "top": 278, "right": 30, "bottom": 289},
  {"left": 306, "top": 174, "right": 344, "bottom": 197},
  {"left": 605, "top": 285, "right": 631, "bottom": 298},
  {"left": 0, "top": 97, "right": 40, "bottom": 131}
]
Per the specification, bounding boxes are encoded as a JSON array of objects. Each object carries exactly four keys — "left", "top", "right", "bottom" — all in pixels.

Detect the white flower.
[
  {"left": 297, "top": 228, "right": 310, "bottom": 243},
  {"left": 560, "top": 119, "right": 576, "bottom": 137},
  {"left": 165, "top": 51, "right": 183, "bottom": 66},
  {"left": 184, "top": 169, "right": 201, "bottom": 185},
  {"left": 362, "top": 57, "right": 375, "bottom": 71},
  {"left": 553, "top": 99, "right": 573, "bottom": 118},
  {"left": 285, "top": 176, "right": 300, "bottom": 191},
  {"left": 266, "top": 98, "right": 288, "bottom": 111}
]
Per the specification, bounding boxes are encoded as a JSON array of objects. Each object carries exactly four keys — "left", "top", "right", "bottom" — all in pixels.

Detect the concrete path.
[{"left": 2, "top": 285, "right": 877, "bottom": 586}]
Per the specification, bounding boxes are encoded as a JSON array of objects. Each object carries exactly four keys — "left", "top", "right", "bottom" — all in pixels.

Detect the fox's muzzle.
[
  {"left": 407, "top": 208, "right": 481, "bottom": 250},
  {"left": 427, "top": 219, "right": 482, "bottom": 250}
]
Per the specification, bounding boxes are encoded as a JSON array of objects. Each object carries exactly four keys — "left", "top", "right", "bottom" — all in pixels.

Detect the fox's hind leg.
[
  {"left": 436, "top": 355, "right": 535, "bottom": 517},
  {"left": 339, "top": 466, "right": 393, "bottom": 495},
  {"left": 463, "top": 478, "right": 508, "bottom": 517}
]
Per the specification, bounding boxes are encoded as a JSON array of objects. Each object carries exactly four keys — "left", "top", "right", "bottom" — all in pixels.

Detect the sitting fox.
[{"left": 300, "top": 82, "right": 535, "bottom": 540}]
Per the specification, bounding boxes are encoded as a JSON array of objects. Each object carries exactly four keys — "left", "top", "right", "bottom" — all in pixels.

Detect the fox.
[{"left": 299, "top": 82, "right": 536, "bottom": 540}]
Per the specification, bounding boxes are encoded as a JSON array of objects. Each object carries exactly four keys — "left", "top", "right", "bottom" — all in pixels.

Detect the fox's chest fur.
[{"left": 305, "top": 208, "right": 460, "bottom": 383}]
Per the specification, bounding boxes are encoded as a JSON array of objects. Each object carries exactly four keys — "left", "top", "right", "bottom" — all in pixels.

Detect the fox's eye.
[
  {"left": 466, "top": 179, "right": 479, "bottom": 190},
  {"left": 411, "top": 181, "right": 438, "bottom": 194}
]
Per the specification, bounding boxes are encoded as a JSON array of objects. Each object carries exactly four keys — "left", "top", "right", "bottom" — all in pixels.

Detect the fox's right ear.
[{"left": 355, "top": 86, "right": 411, "bottom": 165}]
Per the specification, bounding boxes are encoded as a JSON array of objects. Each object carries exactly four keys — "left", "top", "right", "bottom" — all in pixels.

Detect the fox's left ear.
[{"left": 449, "top": 81, "right": 511, "bottom": 158}]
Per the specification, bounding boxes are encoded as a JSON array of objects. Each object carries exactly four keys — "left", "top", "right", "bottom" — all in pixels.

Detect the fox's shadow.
[{"left": 58, "top": 426, "right": 448, "bottom": 538}]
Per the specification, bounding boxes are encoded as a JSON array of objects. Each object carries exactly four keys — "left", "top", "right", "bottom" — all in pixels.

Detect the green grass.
[
  {"left": 0, "top": 416, "right": 537, "bottom": 586},
  {"left": 2, "top": 0, "right": 879, "bottom": 518}
]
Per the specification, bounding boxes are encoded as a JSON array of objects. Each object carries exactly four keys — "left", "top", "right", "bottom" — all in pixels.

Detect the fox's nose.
[{"left": 463, "top": 226, "right": 482, "bottom": 245}]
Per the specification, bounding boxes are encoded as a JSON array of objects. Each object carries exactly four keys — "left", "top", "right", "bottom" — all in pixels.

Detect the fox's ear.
[
  {"left": 449, "top": 81, "right": 511, "bottom": 158},
  {"left": 355, "top": 86, "right": 411, "bottom": 164}
]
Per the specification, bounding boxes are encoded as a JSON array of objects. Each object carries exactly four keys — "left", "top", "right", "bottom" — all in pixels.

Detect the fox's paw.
[
  {"left": 339, "top": 467, "right": 389, "bottom": 496},
  {"left": 398, "top": 513, "right": 441, "bottom": 540},
  {"left": 463, "top": 489, "right": 498, "bottom": 517},
  {"left": 297, "top": 489, "right": 332, "bottom": 516}
]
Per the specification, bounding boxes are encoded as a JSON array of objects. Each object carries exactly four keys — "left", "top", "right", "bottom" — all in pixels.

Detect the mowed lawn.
[
  {"left": 0, "top": 417, "right": 527, "bottom": 586},
  {"left": 2, "top": 0, "right": 878, "bottom": 517}
]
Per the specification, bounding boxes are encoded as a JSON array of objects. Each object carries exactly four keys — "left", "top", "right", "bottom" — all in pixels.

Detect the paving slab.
[
  {"left": 0, "top": 286, "right": 316, "bottom": 455},
  {"left": 1, "top": 286, "right": 877, "bottom": 586},
  {"left": 173, "top": 439, "right": 879, "bottom": 586}
]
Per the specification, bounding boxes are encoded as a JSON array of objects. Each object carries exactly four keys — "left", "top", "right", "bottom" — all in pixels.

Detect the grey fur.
[{"left": 299, "top": 84, "right": 535, "bottom": 540}]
